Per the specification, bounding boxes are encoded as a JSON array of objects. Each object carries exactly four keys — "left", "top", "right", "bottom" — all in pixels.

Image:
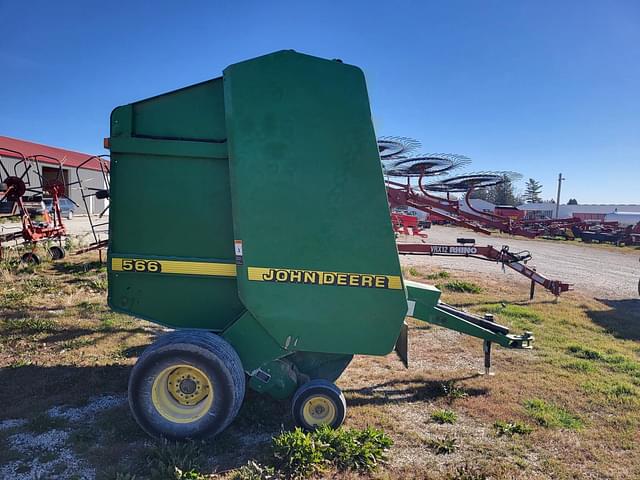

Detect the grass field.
[{"left": 0, "top": 253, "right": 639, "bottom": 479}]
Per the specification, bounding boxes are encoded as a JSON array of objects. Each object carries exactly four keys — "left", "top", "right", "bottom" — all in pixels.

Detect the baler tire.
[
  {"left": 291, "top": 379, "right": 346, "bottom": 430},
  {"left": 128, "top": 330, "right": 245, "bottom": 440}
]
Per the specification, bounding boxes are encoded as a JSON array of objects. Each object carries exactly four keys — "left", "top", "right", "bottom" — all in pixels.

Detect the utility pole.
[{"left": 555, "top": 173, "right": 565, "bottom": 219}]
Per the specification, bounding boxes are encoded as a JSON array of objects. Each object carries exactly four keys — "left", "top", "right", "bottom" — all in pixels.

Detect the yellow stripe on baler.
[{"left": 111, "top": 257, "right": 237, "bottom": 277}]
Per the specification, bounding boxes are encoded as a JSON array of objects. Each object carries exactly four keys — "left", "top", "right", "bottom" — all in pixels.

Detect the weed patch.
[
  {"left": 431, "top": 409, "right": 458, "bottom": 424},
  {"left": 493, "top": 420, "right": 533, "bottom": 436},
  {"left": 272, "top": 426, "right": 392, "bottom": 478},
  {"left": 438, "top": 280, "right": 482, "bottom": 294},
  {"left": 426, "top": 270, "right": 451, "bottom": 280},
  {"left": 441, "top": 380, "right": 469, "bottom": 403},
  {"left": 427, "top": 435, "right": 458, "bottom": 454},
  {"left": 146, "top": 440, "right": 206, "bottom": 480}
]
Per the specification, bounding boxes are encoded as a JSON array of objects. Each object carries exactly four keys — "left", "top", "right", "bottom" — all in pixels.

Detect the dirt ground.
[
  {"left": 399, "top": 225, "right": 640, "bottom": 301},
  {"left": 1, "top": 245, "right": 639, "bottom": 479}
]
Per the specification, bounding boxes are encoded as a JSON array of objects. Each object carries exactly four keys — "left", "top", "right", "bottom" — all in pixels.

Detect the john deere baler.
[{"left": 107, "top": 50, "right": 531, "bottom": 439}]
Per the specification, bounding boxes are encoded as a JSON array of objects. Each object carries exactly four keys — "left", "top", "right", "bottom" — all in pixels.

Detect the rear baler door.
[{"left": 223, "top": 50, "right": 407, "bottom": 356}]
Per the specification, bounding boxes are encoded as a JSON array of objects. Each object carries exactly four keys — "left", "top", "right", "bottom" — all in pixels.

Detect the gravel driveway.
[{"left": 399, "top": 225, "right": 640, "bottom": 301}]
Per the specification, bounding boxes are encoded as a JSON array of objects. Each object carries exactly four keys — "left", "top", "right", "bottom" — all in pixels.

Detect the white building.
[{"left": 517, "top": 202, "right": 640, "bottom": 221}]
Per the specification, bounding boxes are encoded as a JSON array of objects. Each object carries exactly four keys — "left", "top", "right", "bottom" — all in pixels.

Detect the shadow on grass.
[
  {"left": 38, "top": 326, "right": 151, "bottom": 345},
  {"left": 588, "top": 298, "right": 640, "bottom": 341},
  {"left": 344, "top": 375, "right": 485, "bottom": 407},
  {"left": 0, "top": 364, "right": 131, "bottom": 420},
  {"left": 52, "top": 261, "right": 106, "bottom": 275}
]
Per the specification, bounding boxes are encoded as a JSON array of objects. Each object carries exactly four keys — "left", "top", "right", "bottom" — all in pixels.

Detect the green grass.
[
  {"left": 480, "top": 303, "right": 543, "bottom": 324},
  {"left": 559, "top": 358, "right": 598, "bottom": 373},
  {"left": 493, "top": 420, "right": 533, "bottom": 437},
  {"left": 0, "top": 317, "right": 57, "bottom": 334},
  {"left": 581, "top": 380, "right": 639, "bottom": 403},
  {"left": 438, "top": 280, "right": 482, "bottom": 294},
  {"left": 426, "top": 271, "right": 451, "bottom": 280},
  {"left": 567, "top": 345, "right": 640, "bottom": 377},
  {"left": 567, "top": 344, "right": 604, "bottom": 361},
  {"left": 524, "top": 399, "right": 583, "bottom": 429},
  {"left": 431, "top": 409, "right": 458, "bottom": 424}
]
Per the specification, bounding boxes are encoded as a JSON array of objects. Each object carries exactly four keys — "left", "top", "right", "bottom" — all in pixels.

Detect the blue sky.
[{"left": 1, "top": 0, "right": 638, "bottom": 203}]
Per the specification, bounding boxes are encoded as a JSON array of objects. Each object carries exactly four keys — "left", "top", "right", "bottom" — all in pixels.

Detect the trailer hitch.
[{"left": 399, "top": 280, "right": 534, "bottom": 370}]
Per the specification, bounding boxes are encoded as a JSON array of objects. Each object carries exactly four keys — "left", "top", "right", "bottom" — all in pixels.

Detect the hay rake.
[
  {"left": 0, "top": 149, "right": 76, "bottom": 263},
  {"left": 73, "top": 155, "right": 110, "bottom": 255}
]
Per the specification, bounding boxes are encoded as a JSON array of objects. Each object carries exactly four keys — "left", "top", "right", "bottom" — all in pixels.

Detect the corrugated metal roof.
[{"left": 0, "top": 135, "right": 106, "bottom": 172}]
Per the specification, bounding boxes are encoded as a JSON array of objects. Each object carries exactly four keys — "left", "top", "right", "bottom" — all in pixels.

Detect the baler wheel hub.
[
  {"left": 152, "top": 365, "right": 213, "bottom": 421},
  {"left": 303, "top": 395, "right": 337, "bottom": 426},
  {"left": 166, "top": 366, "right": 210, "bottom": 406}
]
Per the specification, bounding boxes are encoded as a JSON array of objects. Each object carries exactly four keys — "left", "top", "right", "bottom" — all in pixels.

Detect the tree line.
[{"left": 470, "top": 177, "right": 577, "bottom": 206}]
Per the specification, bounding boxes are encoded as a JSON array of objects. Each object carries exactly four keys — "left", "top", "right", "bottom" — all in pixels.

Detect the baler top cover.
[{"left": 108, "top": 50, "right": 407, "bottom": 357}]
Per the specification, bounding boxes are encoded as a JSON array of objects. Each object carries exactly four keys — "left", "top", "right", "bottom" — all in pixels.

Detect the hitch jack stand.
[{"left": 482, "top": 340, "right": 494, "bottom": 376}]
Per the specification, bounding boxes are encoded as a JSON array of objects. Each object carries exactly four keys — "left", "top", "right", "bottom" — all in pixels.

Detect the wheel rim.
[
  {"left": 302, "top": 394, "right": 337, "bottom": 427},
  {"left": 151, "top": 364, "right": 213, "bottom": 423}
]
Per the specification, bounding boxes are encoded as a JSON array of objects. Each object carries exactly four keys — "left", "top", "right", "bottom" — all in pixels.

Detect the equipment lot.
[{"left": 400, "top": 225, "right": 640, "bottom": 300}]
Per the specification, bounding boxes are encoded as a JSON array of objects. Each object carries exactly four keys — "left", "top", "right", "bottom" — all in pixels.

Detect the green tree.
[
  {"left": 524, "top": 178, "right": 543, "bottom": 203},
  {"left": 567, "top": 198, "right": 578, "bottom": 205},
  {"left": 488, "top": 174, "right": 518, "bottom": 206}
]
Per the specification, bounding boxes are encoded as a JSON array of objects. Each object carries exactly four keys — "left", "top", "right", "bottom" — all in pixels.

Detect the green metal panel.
[
  {"left": 223, "top": 50, "right": 407, "bottom": 356},
  {"left": 107, "top": 79, "right": 245, "bottom": 330}
]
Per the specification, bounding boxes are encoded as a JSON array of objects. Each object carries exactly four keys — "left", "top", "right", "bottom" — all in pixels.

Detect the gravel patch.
[
  {"left": 0, "top": 418, "right": 27, "bottom": 430},
  {"left": 0, "top": 394, "right": 129, "bottom": 480},
  {"left": 47, "top": 394, "right": 126, "bottom": 422},
  {"left": 2, "top": 429, "right": 94, "bottom": 480}
]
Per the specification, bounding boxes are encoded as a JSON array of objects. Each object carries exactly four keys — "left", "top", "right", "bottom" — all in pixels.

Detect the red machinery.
[
  {"left": 0, "top": 149, "right": 76, "bottom": 263},
  {"left": 397, "top": 239, "right": 572, "bottom": 297},
  {"left": 379, "top": 137, "right": 584, "bottom": 239},
  {"left": 379, "top": 137, "right": 572, "bottom": 297},
  {"left": 391, "top": 211, "right": 428, "bottom": 237},
  {"left": 72, "top": 155, "right": 110, "bottom": 255}
]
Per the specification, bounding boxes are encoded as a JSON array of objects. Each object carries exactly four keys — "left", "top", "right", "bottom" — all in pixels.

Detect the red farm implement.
[
  {"left": 72, "top": 155, "right": 110, "bottom": 255},
  {"left": 379, "top": 136, "right": 585, "bottom": 239},
  {"left": 378, "top": 137, "right": 572, "bottom": 297},
  {"left": 0, "top": 148, "right": 77, "bottom": 263},
  {"left": 391, "top": 211, "right": 428, "bottom": 237},
  {"left": 397, "top": 239, "right": 572, "bottom": 298}
]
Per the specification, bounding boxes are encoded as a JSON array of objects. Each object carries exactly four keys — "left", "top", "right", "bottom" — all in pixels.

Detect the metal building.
[{"left": 0, "top": 135, "right": 109, "bottom": 215}]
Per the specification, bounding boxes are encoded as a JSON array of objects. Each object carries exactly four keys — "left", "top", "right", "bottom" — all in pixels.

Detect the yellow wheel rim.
[
  {"left": 301, "top": 394, "right": 337, "bottom": 427},
  {"left": 151, "top": 364, "right": 213, "bottom": 424}
]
